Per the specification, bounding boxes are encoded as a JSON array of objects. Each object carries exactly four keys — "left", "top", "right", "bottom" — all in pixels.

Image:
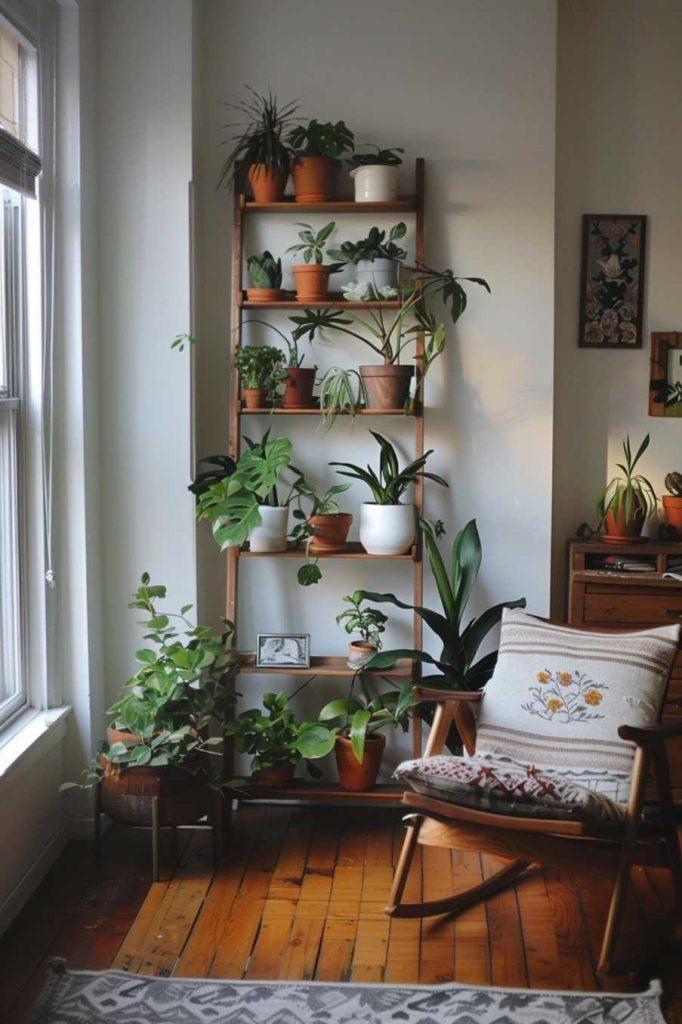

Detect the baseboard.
[{"left": 0, "top": 822, "right": 68, "bottom": 935}]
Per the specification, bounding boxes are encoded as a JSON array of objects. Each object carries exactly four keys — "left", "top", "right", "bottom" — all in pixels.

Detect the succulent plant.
[
  {"left": 247, "top": 250, "right": 282, "bottom": 289},
  {"left": 665, "top": 472, "right": 682, "bottom": 496}
]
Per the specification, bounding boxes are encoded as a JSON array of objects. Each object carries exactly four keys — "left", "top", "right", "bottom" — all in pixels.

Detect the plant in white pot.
[
  {"left": 347, "top": 145, "right": 404, "bottom": 202},
  {"left": 336, "top": 591, "right": 388, "bottom": 668},
  {"left": 330, "top": 431, "right": 448, "bottom": 555},
  {"left": 196, "top": 432, "right": 308, "bottom": 553},
  {"left": 329, "top": 222, "right": 407, "bottom": 294}
]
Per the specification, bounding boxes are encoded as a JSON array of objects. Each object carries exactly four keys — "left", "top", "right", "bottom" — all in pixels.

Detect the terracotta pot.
[
  {"left": 283, "top": 367, "right": 316, "bottom": 408},
  {"left": 347, "top": 640, "right": 377, "bottom": 670},
  {"left": 360, "top": 364, "right": 414, "bottom": 410},
  {"left": 603, "top": 494, "right": 645, "bottom": 543},
  {"left": 247, "top": 164, "right": 287, "bottom": 203},
  {"left": 663, "top": 495, "right": 682, "bottom": 538},
  {"left": 246, "top": 287, "right": 286, "bottom": 303},
  {"left": 242, "top": 387, "right": 266, "bottom": 409},
  {"left": 258, "top": 761, "right": 296, "bottom": 787},
  {"left": 292, "top": 264, "right": 331, "bottom": 301},
  {"left": 309, "top": 512, "right": 352, "bottom": 553},
  {"left": 335, "top": 733, "right": 386, "bottom": 791},
  {"left": 291, "top": 156, "right": 339, "bottom": 202}
]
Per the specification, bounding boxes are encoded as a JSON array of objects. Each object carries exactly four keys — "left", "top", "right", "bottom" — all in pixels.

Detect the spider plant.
[
  {"left": 596, "top": 434, "right": 657, "bottom": 534},
  {"left": 218, "top": 87, "right": 299, "bottom": 190},
  {"left": 317, "top": 367, "right": 365, "bottom": 428}
]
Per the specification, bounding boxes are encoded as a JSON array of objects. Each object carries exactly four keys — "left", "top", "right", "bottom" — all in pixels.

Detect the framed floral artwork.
[{"left": 578, "top": 214, "right": 647, "bottom": 348}]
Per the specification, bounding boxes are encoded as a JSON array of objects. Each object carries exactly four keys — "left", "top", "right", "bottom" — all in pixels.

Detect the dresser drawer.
[{"left": 583, "top": 591, "right": 682, "bottom": 625}]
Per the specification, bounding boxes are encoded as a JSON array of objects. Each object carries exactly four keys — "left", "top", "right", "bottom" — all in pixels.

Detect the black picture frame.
[{"left": 578, "top": 214, "right": 647, "bottom": 349}]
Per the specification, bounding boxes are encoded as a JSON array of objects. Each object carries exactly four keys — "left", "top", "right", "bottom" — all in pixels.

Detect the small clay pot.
[
  {"left": 283, "top": 367, "right": 317, "bottom": 408},
  {"left": 247, "top": 164, "right": 287, "bottom": 203},
  {"left": 662, "top": 495, "right": 682, "bottom": 538},
  {"left": 309, "top": 512, "right": 352, "bottom": 553},
  {"left": 603, "top": 495, "right": 645, "bottom": 543},
  {"left": 242, "top": 387, "right": 266, "bottom": 410},
  {"left": 347, "top": 640, "right": 377, "bottom": 669},
  {"left": 292, "top": 264, "right": 331, "bottom": 302},
  {"left": 335, "top": 733, "right": 385, "bottom": 791},
  {"left": 360, "top": 364, "right": 414, "bottom": 410},
  {"left": 258, "top": 761, "right": 296, "bottom": 787},
  {"left": 291, "top": 156, "right": 339, "bottom": 202},
  {"left": 246, "top": 288, "right": 286, "bottom": 303}
]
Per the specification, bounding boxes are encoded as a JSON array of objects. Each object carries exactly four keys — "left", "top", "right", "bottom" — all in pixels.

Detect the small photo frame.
[
  {"left": 256, "top": 633, "right": 310, "bottom": 669},
  {"left": 578, "top": 214, "right": 647, "bottom": 349},
  {"left": 649, "top": 332, "right": 682, "bottom": 417}
]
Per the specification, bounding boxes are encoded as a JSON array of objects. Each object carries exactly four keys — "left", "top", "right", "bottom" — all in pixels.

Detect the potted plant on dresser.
[
  {"left": 596, "top": 434, "right": 657, "bottom": 543},
  {"left": 285, "top": 221, "right": 345, "bottom": 301},
  {"left": 329, "top": 222, "right": 407, "bottom": 295},
  {"left": 663, "top": 471, "right": 682, "bottom": 537},
  {"left": 348, "top": 145, "right": 404, "bottom": 202},
  {"left": 218, "top": 86, "right": 299, "bottom": 202},
  {"left": 330, "top": 431, "right": 447, "bottom": 555},
  {"left": 235, "top": 345, "right": 284, "bottom": 409},
  {"left": 336, "top": 590, "right": 388, "bottom": 668},
  {"left": 246, "top": 250, "right": 285, "bottom": 302},
  {"left": 288, "top": 119, "right": 354, "bottom": 202}
]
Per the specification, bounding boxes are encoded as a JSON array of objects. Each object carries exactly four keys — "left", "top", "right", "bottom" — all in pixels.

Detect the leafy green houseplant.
[
  {"left": 329, "top": 223, "right": 407, "bottom": 294},
  {"left": 596, "top": 434, "right": 657, "bottom": 542},
  {"left": 288, "top": 119, "right": 355, "bottom": 202},
  {"left": 235, "top": 345, "right": 284, "bottom": 409},
  {"left": 317, "top": 367, "right": 365, "bottom": 427},
  {"left": 285, "top": 221, "right": 344, "bottom": 301},
  {"left": 227, "top": 690, "right": 335, "bottom": 787},
  {"left": 663, "top": 470, "right": 682, "bottom": 538},
  {"left": 241, "top": 317, "right": 317, "bottom": 409},
  {"left": 348, "top": 145, "right": 404, "bottom": 202},
  {"left": 330, "top": 431, "right": 447, "bottom": 555},
  {"left": 336, "top": 591, "right": 388, "bottom": 668},
  {"left": 246, "top": 250, "right": 284, "bottom": 301},
  {"left": 218, "top": 87, "right": 299, "bottom": 201}
]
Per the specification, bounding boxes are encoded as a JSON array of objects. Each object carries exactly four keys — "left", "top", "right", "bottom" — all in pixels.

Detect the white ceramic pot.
[
  {"left": 359, "top": 503, "right": 416, "bottom": 556},
  {"left": 355, "top": 258, "right": 398, "bottom": 292},
  {"left": 351, "top": 164, "right": 399, "bottom": 202},
  {"left": 249, "top": 505, "right": 288, "bottom": 553}
]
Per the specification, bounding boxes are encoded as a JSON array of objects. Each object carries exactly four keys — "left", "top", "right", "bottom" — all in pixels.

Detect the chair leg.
[{"left": 385, "top": 814, "right": 423, "bottom": 915}]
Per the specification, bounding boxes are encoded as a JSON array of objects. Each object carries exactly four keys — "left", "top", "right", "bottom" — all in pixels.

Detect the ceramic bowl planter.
[
  {"left": 248, "top": 163, "right": 288, "bottom": 203},
  {"left": 258, "top": 761, "right": 296, "bottom": 787},
  {"left": 292, "top": 264, "right": 331, "bottom": 302},
  {"left": 347, "top": 640, "right": 377, "bottom": 670},
  {"left": 335, "top": 733, "right": 385, "bottom": 791},
  {"left": 309, "top": 512, "right": 352, "bottom": 554},
  {"left": 249, "top": 506, "right": 288, "bottom": 552},
  {"left": 283, "top": 367, "right": 316, "bottom": 408},
  {"left": 360, "top": 503, "right": 415, "bottom": 556},
  {"left": 355, "top": 258, "right": 398, "bottom": 292},
  {"left": 350, "top": 164, "right": 399, "bottom": 203},
  {"left": 242, "top": 387, "right": 266, "bottom": 410},
  {"left": 291, "top": 156, "right": 339, "bottom": 202},
  {"left": 359, "top": 364, "right": 414, "bottom": 410}
]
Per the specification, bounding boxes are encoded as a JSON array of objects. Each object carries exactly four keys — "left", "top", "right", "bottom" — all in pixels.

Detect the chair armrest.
[
  {"left": 413, "top": 687, "right": 483, "bottom": 703},
  {"left": 618, "top": 721, "right": 682, "bottom": 746}
]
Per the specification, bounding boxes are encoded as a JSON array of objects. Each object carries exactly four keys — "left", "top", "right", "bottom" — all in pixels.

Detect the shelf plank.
[
  {"left": 240, "top": 541, "right": 417, "bottom": 560},
  {"left": 237, "top": 781, "right": 405, "bottom": 805},
  {"left": 240, "top": 407, "right": 414, "bottom": 417},
  {"left": 241, "top": 196, "right": 417, "bottom": 215},
  {"left": 235, "top": 654, "right": 413, "bottom": 678},
  {"left": 240, "top": 294, "right": 401, "bottom": 310}
]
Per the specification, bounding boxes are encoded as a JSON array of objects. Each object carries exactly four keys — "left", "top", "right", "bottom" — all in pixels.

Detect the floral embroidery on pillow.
[{"left": 522, "top": 670, "right": 608, "bottom": 723}]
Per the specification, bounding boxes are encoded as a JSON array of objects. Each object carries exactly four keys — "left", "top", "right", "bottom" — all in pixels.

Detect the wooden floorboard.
[{"left": 2, "top": 805, "right": 682, "bottom": 1023}]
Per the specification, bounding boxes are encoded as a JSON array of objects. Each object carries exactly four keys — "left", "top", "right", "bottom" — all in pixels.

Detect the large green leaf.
[
  {"left": 451, "top": 520, "right": 482, "bottom": 626},
  {"left": 421, "top": 525, "right": 457, "bottom": 626},
  {"left": 350, "top": 709, "right": 372, "bottom": 763},
  {"left": 234, "top": 437, "right": 292, "bottom": 499},
  {"left": 363, "top": 648, "right": 447, "bottom": 671},
  {"left": 354, "top": 590, "right": 449, "bottom": 642},
  {"left": 212, "top": 496, "right": 262, "bottom": 550},
  {"left": 295, "top": 723, "right": 335, "bottom": 759},
  {"left": 460, "top": 597, "right": 526, "bottom": 665},
  {"left": 318, "top": 696, "right": 364, "bottom": 720}
]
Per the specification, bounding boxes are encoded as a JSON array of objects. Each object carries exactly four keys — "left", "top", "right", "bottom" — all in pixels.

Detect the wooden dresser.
[{"left": 568, "top": 539, "right": 682, "bottom": 802}]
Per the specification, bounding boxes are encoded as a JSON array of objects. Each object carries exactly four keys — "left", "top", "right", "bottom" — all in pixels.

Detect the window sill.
[{"left": 0, "top": 705, "right": 71, "bottom": 788}]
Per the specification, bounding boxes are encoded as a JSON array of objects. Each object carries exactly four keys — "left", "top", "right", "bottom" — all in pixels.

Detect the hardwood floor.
[{"left": 2, "top": 805, "right": 681, "bottom": 1023}]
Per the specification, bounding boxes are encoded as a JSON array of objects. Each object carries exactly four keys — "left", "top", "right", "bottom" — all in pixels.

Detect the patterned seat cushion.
[
  {"left": 473, "top": 609, "right": 679, "bottom": 775},
  {"left": 394, "top": 754, "right": 631, "bottom": 821}
]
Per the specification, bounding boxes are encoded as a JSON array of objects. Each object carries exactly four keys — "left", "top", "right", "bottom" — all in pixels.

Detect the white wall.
[
  {"left": 552, "top": 0, "right": 682, "bottom": 614},
  {"left": 194, "top": 0, "right": 557, "bottom": 775}
]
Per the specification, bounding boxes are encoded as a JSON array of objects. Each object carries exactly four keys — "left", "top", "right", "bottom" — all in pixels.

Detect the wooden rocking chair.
[{"left": 386, "top": 683, "right": 682, "bottom": 976}]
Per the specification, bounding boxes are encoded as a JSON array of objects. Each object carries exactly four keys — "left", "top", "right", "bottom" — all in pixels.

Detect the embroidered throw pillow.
[{"left": 474, "top": 609, "right": 679, "bottom": 774}]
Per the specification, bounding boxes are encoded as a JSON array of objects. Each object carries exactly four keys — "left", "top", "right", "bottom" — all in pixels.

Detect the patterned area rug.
[{"left": 26, "top": 966, "right": 667, "bottom": 1024}]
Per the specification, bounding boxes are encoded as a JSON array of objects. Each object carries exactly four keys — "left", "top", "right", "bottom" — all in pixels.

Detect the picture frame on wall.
[
  {"left": 578, "top": 214, "right": 647, "bottom": 349},
  {"left": 256, "top": 633, "right": 310, "bottom": 669},
  {"left": 649, "top": 332, "right": 682, "bottom": 417}
]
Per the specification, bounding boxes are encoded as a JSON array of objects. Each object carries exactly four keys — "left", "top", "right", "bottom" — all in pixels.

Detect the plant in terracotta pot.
[
  {"left": 663, "top": 472, "right": 682, "bottom": 537},
  {"left": 285, "top": 221, "right": 345, "bottom": 301},
  {"left": 596, "top": 434, "right": 657, "bottom": 543},
  {"left": 235, "top": 345, "right": 284, "bottom": 409},
  {"left": 288, "top": 119, "right": 354, "bottom": 202},
  {"left": 241, "top": 317, "right": 318, "bottom": 409},
  {"left": 60, "top": 575, "right": 237, "bottom": 826},
  {"left": 246, "top": 250, "right": 285, "bottom": 302},
  {"left": 196, "top": 432, "right": 309, "bottom": 553},
  {"left": 292, "top": 482, "right": 353, "bottom": 554},
  {"left": 329, "top": 222, "right": 407, "bottom": 295},
  {"left": 336, "top": 591, "right": 388, "bottom": 669},
  {"left": 226, "top": 689, "right": 335, "bottom": 787},
  {"left": 318, "top": 676, "right": 415, "bottom": 791},
  {"left": 330, "top": 431, "right": 447, "bottom": 555},
  {"left": 218, "top": 86, "right": 299, "bottom": 201},
  {"left": 347, "top": 145, "right": 404, "bottom": 202}
]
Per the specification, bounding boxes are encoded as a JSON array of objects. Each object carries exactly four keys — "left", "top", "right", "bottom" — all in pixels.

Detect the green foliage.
[
  {"left": 665, "top": 471, "right": 682, "bottom": 497},
  {"left": 290, "top": 482, "right": 351, "bottom": 588},
  {"left": 226, "top": 690, "right": 335, "bottom": 776},
  {"left": 289, "top": 119, "right": 354, "bottom": 159},
  {"left": 319, "top": 676, "right": 415, "bottom": 764},
  {"left": 247, "top": 250, "right": 282, "bottom": 289},
  {"left": 348, "top": 145, "right": 404, "bottom": 168},
  {"left": 285, "top": 221, "right": 344, "bottom": 269},
  {"left": 188, "top": 454, "right": 236, "bottom": 499},
  {"left": 235, "top": 345, "right": 284, "bottom": 394},
  {"left": 596, "top": 434, "right": 657, "bottom": 526},
  {"left": 241, "top": 317, "right": 313, "bottom": 370},
  {"left": 218, "top": 87, "right": 299, "bottom": 189},
  {"left": 317, "top": 367, "right": 365, "bottom": 428},
  {"left": 336, "top": 591, "right": 388, "bottom": 649},
  {"left": 330, "top": 431, "right": 448, "bottom": 505},
  {"left": 328, "top": 223, "right": 407, "bottom": 265},
  {"left": 171, "top": 333, "right": 196, "bottom": 352}
]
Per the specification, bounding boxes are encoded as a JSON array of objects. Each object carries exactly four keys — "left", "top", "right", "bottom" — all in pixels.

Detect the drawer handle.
[{"left": 666, "top": 609, "right": 682, "bottom": 619}]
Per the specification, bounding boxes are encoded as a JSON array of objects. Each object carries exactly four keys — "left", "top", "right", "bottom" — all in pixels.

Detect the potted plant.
[
  {"left": 329, "top": 222, "right": 407, "bottom": 293},
  {"left": 60, "top": 575, "right": 237, "bottom": 826},
  {"left": 226, "top": 690, "right": 335, "bottom": 787},
  {"left": 246, "top": 250, "right": 285, "bottom": 302},
  {"left": 288, "top": 119, "right": 354, "bottom": 202},
  {"left": 285, "top": 221, "right": 344, "bottom": 301},
  {"left": 318, "top": 676, "right": 414, "bottom": 791},
  {"left": 197, "top": 432, "right": 308, "bottom": 553},
  {"left": 318, "top": 367, "right": 365, "bottom": 428},
  {"left": 292, "top": 481, "right": 353, "bottom": 555},
  {"left": 336, "top": 591, "right": 388, "bottom": 668},
  {"left": 348, "top": 145, "right": 404, "bottom": 202},
  {"left": 596, "top": 434, "right": 657, "bottom": 543},
  {"left": 235, "top": 345, "right": 284, "bottom": 409},
  {"left": 663, "top": 471, "right": 682, "bottom": 537},
  {"left": 330, "top": 431, "right": 447, "bottom": 555},
  {"left": 218, "top": 87, "right": 299, "bottom": 202}
]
